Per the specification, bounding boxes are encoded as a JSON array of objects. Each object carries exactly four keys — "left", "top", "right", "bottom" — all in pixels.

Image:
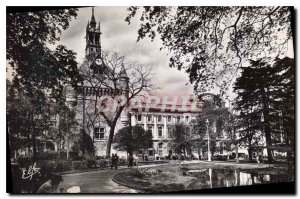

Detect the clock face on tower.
[{"left": 95, "top": 57, "right": 101, "bottom": 65}]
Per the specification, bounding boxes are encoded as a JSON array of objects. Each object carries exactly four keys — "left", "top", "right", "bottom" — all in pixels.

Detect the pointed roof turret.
[
  {"left": 120, "top": 64, "right": 128, "bottom": 79},
  {"left": 90, "top": 7, "right": 96, "bottom": 28}
]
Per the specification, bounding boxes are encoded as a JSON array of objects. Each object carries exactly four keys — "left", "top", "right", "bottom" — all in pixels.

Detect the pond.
[
  {"left": 186, "top": 168, "right": 294, "bottom": 190},
  {"left": 112, "top": 164, "right": 294, "bottom": 192}
]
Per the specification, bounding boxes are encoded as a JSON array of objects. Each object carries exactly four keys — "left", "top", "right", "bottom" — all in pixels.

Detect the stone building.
[{"left": 66, "top": 9, "right": 232, "bottom": 159}]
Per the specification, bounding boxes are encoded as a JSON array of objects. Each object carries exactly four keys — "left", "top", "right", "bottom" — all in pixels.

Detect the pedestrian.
[
  {"left": 114, "top": 154, "right": 119, "bottom": 170},
  {"left": 110, "top": 153, "right": 115, "bottom": 169},
  {"left": 37, "top": 173, "right": 64, "bottom": 193},
  {"left": 256, "top": 154, "right": 262, "bottom": 164},
  {"left": 128, "top": 156, "right": 133, "bottom": 168},
  {"left": 259, "top": 154, "right": 264, "bottom": 164}
]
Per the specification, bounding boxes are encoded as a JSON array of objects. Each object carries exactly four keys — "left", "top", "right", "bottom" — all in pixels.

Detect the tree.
[
  {"left": 234, "top": 110, "right": 262, "bottom": 162},
  {"left": 273, "top": 57, "right": 294, "bottom": 166},
  {"left": 125, "top": 6, "right": 293, "bottom": 94},
  {"left": 113, "top": 125, "right": 153, "bottom": 158},
  {"left": 45, "top": 102, "right": 79, "bottom": 158},
  {"left": 233, "top": 57, "right": 294, "bottom": 163},
  {"left": 7, "top": 8, "right": 81, "bottom": 100},
  {"left": 193, "top": 94, "right": 229, "bottom": 159},
  {"left": 222, "top": 112, "right": 241, "bottom": 162},
  {"left": 79, "top": 50, "right": 155, "bottom": 156},
  {"left": 169, "top": 124, "right": 193, "bottom": 157},
  {"left": 7, "top": 79, "right": 51, "bottom": 159}
]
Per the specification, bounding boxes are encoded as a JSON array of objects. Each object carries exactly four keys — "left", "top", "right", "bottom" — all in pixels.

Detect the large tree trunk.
[
  {"left": 247, "top": 147, "right": 253, "bottom": 162},
  {"left": 248, "top": 136, "right": 253, "bottom": 162},
  {"left": 261, "top": 88, "right": 274, "bottom": 164},
  {"left": 264, "top": 124, "right": 274, "bottom": 163},
  {"left": 235, "top": 144, "right": 239, "bottom": 163},
  {"left": 106, "top": 126, "right": 115, "bottom": 157}
]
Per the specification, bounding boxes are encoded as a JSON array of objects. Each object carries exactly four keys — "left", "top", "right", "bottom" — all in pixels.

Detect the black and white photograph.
[{"left": 5, "top": 4, "right": 295, "bottom": 194}]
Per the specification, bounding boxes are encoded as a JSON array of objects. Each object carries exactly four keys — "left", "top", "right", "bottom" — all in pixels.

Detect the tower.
[
  {"left": 119, "top": 65, "right": 129, "bottom": 92},
  {"left": 86, "top": 7, "right": 101, "bottom": 58},
  {"left": 119, "top": 65, "right": 130, "bottom": 127}
]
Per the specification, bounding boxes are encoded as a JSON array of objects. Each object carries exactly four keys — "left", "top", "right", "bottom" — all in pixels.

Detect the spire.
[
  {"left": 120, "top": 64, "right": 128, "bottom": 78},
  {"left": 90, "top": 7, "right": 96, "bottom": 27}
]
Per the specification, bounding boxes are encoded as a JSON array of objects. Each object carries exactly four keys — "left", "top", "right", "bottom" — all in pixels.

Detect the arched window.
[
  {"left": 158, "top": 126, "right": 163, "bottom": 137},
  {"left": 158, "top": 115, "right": 162, "bottom": 123},
  {"left": 137, "top": 114, "right": 142, "bottom": 122},
  {"left": 147, "top": 115, "right": 152, "bottom": 122}
]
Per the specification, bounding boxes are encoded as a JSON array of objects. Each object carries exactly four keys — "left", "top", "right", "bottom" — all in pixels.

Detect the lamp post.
[{"left": 206, "top": 119, "right": 211, "bottom": 161}]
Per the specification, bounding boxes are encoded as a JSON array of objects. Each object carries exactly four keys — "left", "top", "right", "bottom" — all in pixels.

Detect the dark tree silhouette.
[
  {"left": 7, "top": 8, "right": 81, "bottom": 100},
  {"left": 126, "top": 6, "right": 293, "bottom": 94},
  {"left": 113, "top": 125, "right": 153, "bottom": 158},
  {"left": 234, "top": 57, "right": 294, "bottom": 163}
]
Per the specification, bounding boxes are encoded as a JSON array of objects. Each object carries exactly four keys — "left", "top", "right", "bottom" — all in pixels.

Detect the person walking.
[
  {"left": 128, "top": 156, "right": 133, "bottom": 168},
  {"left": 110, "top": 153, "right": 115, "bottom": 169},
  {"left": 114, "top": 154, "right": 119, "bottom": 170}
]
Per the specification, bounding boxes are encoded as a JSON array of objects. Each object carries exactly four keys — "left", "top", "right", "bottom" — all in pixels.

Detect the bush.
[
  {"left": 72, "top": 161, "right": 82, "bottom": 170},
  {"left": 118, "top": 158, "right": 127, "bottom": 166},
  {"left": 130, "top": 168, "right": 147, "bottom": 178},
  {"left": 37, "top": 151, "right": 57, "bottom": 160},
  {"left": 86, "top": 158, "right": 96, "bottom": 168},
  {"left": 96, "top": 159, "right": 108, "bottom": 168},
  {"left": 69, "top": 152, "right": 81, "bottom": 161},
  {"left": 17, "top": 155, "right": 32, "bottom": 168},
  {"left": 54, "top": 159, "right": 72, "bottom": 172},
  {"left": 212, "top": 155, "right": 227, "bottom": 161}
]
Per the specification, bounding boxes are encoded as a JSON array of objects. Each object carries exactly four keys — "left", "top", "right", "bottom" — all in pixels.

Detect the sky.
[
  {"left": 57, "top": 6, "right": 194, "bottom": 97},
  {"left": 6, "top": 6, "right": 294, "bottom": 102}
]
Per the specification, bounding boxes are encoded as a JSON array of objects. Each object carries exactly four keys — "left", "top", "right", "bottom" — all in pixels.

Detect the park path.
[
  {"left": 60, "top": 160, "right": 274, "bottom": 193},
  {"left": 61, "top": 168, "right": 139, "bottom": 193},
  {"left": 60, "top": 163, "right": 169, "bottom": 193}
]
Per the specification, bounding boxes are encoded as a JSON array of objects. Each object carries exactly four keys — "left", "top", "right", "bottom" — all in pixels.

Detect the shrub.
[
  {"left": 72, "top": 161, "right": 83, "bottom": 170},
  {"left": 96, "top": 159, "right": 108, "bottom": 169},
  {"left": 118, "top": 158, "right": 127, "bottom": 166},
  {"left": 69, "top": 152, "right": 81, "bottom": 161},
  {"left": 37, "top": 151, "right": 57, "bottom": 160},
  {"left": 54, "top": 159, "right": 72, "bottom": 172},
  {"left": 212, "top": 155, "right": 227, "bottom": 161},
  {"left": 17, "top": 155, "right": 32, "bottom": 168},
  {"left": 86, "top": 158, "right": 97, "bottom": 168},
  {"left": 130, "top": 168, "right": 147, "bottom": 178}
]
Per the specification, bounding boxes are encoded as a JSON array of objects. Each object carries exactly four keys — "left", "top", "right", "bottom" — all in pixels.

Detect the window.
[
  {"left": 149, "top": 150, "right": 153, "bottom": 156},
  {"left": 177, "top": 116, "right": 181, "bottom": 123},
  {"left": 158, "top": 143, "right": 163, "bottom": 156},
  {"left": 137, "top": 114, "right": 142, "bottom": 122},
  {"left": 185, "top": 116, "right": 189, "bottom": 123},
  {"left": 147, "top": 115, "right": 152, "bottom": 122},
  {"left": 158, "top": 126, "right": 163, "bottom": 137},
  {"left": 147, "top": 125, "right": 153, "bottom": 137},
  {"left": 94, "top": 127, "right": 105, "bottom": 140},
  {"left": 167, "top": 126, "right": 173, "bottom": 138},
  {"left": 167, "top": 116, "right": 172, "bottom": 122},
  {"left": 158, "top": 115, "right": 162, "bottom": 123}
]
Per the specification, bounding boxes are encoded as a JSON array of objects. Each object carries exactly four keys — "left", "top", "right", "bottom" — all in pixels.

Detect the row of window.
[
  {"left": 136, "top": 115, "right": 190, "bottom": 123},
  {"left": 143, "top": 125, "right": 173, "bottom": 138},
  {"left": 93, "top": 126, "right": 174, "bottom": 140}
]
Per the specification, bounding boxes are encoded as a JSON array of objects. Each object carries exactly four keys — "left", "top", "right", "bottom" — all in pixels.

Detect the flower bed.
[{"left": 112, "top": 167, "right": 195, "bottom": 193}]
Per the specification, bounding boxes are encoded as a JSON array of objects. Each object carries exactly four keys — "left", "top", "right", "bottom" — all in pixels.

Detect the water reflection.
[{"left": 186, "top": 168, "right": 293, "bottom": 190}]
